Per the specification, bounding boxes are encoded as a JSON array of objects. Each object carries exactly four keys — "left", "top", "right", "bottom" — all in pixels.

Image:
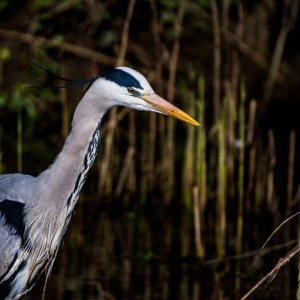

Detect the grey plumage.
[{"left": 0, "top": 66, "right": 200, "bottom": 299}]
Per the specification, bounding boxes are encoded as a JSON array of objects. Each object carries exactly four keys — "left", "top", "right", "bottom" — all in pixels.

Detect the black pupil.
[{"left": 128, "top": 88, "right": 134, "bottom": 94}]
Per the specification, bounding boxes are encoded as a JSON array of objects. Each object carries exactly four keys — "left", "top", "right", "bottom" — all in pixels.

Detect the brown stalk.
[
  {"left": 183, "top": 104, "right": 195, "bottom": 205},
  {"left": 255, "top": 152, "right": 267, "bottom": 211},
  {"left": 246, "top": 100, "right": 257, "bottom": 145},
  {"left": 298, "top": 221, "right": 300, "bottom": 300},
  {"left": 266, "top": 130, "right": 276, "bottom": 207},
  {"left": 224, "top": 80, "right": 235, "bottom": 198},
  {"left": 193, "top": 186, "right": 205, "bottom": 258},
  {"left": 287, "top": 130, "right": 296, "bottom": 207},
  {"left": 115, "top": 112, "right": 136, "bottom": 200},
  {"left": 128, "top": 112, "right": 136, "bottom": 196},
  {"left": 245, "top": 99, "right": 257, "bottom": 211},
  {"left": 210, "top": 0, "right": 221, "bottom": 125},
  {"left": 216, "top": 106, "right": 226, "bottom": 257},
  {"left": 221, "top": 0, "right": 230, "bottom": 29},
  {"left": 115, "top": 146, "right": 135, "bottom": 198}
]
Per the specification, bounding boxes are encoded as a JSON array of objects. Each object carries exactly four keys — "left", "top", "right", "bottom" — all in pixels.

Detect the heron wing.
[
  {"left": 0, "top": 174, "right": 34, "bottom": 277},
  {"left": 0, "top": 200, "right": 26, "bottom": 278}
]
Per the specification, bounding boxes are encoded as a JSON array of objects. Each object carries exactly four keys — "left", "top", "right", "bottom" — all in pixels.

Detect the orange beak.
[{"left": 140, "top": 93, "right": 201, "bottom": 126}]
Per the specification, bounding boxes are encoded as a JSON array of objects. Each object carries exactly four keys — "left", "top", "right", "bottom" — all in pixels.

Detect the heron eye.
[{"left": 127, "top": 88, "right": 135, "bottom": 95}]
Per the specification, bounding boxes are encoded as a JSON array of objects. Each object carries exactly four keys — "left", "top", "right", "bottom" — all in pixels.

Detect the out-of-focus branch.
[
  {"left": 263, "top": 0, "right": 299, "bottom": 102},
  {"left": 189, "top": 2, "right": 289, "bottom": 85},
  {"left": 167, "top": 0, "right": 184, "bottom": 101},
  {"left": 43, "top": 0, "right": 81, "bottom": 18},
  {"left": 116, "top": 0, "right": 136, "bottom": 66},
  {"left": 240, "top": 246, "right": 300, "bottom": 300},
  {"left": 0, "top": 28, "right": 117, "bottom": 66},
  {"left": 223, "top": 28, "right": 288, "bottom": 84}
]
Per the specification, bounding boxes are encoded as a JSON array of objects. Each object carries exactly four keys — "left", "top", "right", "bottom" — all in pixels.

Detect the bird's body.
[{"left": 0, "top": 67, "right": 199, "bottom": 299}]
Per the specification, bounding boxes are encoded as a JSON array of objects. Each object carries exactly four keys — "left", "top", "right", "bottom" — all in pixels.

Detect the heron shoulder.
[{"left": 0, "top": 174, "right": 35, "bottom": 204}]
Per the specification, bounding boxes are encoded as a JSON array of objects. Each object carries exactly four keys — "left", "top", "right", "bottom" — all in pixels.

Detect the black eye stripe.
[{"left": 100, "top": 69, "right": 143, "bottom": 89}]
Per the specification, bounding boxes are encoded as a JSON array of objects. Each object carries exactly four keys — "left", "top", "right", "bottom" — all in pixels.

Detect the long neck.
[
  {"left": 26, "top": 85, "right": 113, "bottom": 263},
  {"left": 24, "top": 91, "right": 112, "bottom": 261},
  {"left": 56, "top": 120, "right": 102, "bottom": 211},
  {"left": 37, "top": 91, "right": 109, "bottom": 211}
]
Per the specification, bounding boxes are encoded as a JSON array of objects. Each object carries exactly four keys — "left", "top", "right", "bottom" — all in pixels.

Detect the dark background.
[{"left": 1, "top": 0, "right": 300, "bottom": 299}]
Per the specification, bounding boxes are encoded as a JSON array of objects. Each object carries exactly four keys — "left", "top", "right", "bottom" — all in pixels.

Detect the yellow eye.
[{"left": 127, "top": 88, "right": 135, "bottom": 95}]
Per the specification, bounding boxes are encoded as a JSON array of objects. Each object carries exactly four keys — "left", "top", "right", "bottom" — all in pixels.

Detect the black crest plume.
[{"left": 31, "top": 63, "right": 99, "bottom": 89}]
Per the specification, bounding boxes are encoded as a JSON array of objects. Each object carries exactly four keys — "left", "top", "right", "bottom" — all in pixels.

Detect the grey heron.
[{"left": 0, "top": 66, "right": 200, "bottom": 299}]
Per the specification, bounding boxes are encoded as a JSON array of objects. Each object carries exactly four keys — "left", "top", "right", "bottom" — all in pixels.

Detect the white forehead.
[{"left": 116, "top": 66, "right": 154, "bottom": 93}]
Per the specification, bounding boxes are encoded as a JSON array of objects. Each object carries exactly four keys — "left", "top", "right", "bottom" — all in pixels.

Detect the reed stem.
[
  {"left": 287, "top": 130, "right": 296, "bottom": 208},
  {"left": 235, "top": 80, "right": 246, "bottom": 293},
  {"left": 196, "top": 76, "right": 207, "bottom": 214},
  {"left": 236, "top": 81, "right": 246, "bottom": 255},
  {"left": 297, "top": 219, "right": 300, "bottom": 300},
  {"left": 183, "top": 89, "right": 195, "bottom": 207},
  {"left": 216, "top": 103, "right": 226, "bottom": 257}
]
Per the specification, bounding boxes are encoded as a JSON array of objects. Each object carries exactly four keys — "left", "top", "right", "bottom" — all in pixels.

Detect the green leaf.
[
  {"left": 32, "top": 0, "right": 53, "bottom": 10},
  {"left": 51, "top": 34, "right": 64, "bottom": 47},
  {"left": 0, "top": 47, "right": 11, "bottom": 62}
]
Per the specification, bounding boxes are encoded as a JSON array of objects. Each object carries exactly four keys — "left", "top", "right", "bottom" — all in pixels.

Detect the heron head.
[{"left": 94, "top": 67, "right": 200, "bottom": 126}]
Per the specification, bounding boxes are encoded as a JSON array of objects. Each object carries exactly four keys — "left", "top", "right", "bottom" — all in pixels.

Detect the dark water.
[{"left": 23, "top": 196, "right": 298, "bottom": 300}]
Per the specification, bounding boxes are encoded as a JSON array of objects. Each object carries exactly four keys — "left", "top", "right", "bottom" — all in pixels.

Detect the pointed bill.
[{"left": 141, "top": 93, "right": 201, "bottom": 126}]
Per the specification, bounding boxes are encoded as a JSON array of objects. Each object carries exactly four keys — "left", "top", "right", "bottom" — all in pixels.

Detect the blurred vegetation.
[{"left": 1, "top": 0, "right": 300, "bottom": 299}]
